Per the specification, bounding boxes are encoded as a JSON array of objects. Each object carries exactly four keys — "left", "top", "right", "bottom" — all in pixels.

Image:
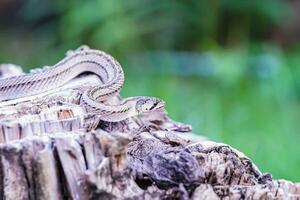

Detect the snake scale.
[{"left": 0, "top": 46, "right": 164, "bottom": 122}]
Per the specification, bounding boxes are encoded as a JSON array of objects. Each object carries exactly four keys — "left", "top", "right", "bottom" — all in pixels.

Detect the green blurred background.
[{"left": 1, "top": 0, "right": 300, "bottom": 181}]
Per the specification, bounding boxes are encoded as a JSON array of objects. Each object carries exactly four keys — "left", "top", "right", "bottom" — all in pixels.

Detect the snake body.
[{"left": 0, "top": 46, "right": 164, "bottom": 122}]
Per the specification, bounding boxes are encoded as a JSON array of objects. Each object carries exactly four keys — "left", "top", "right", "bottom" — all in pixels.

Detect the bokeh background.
[{"left": 1, "top": 0, "right": 300, "bottom": 181}]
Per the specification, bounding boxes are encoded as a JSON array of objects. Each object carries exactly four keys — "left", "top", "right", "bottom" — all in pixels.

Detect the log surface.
[{"left": 0, "top": 64, "right": 298, "bottom": 200}]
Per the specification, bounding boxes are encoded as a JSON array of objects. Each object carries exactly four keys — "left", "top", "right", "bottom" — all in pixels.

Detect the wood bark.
[{"left": 0, "top": 64, "right": 299, "bottom": 200}]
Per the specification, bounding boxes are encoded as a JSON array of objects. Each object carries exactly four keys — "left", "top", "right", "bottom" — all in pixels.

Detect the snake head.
[{"left": 135, "top": 97, "right": 165, "bottom": 114}]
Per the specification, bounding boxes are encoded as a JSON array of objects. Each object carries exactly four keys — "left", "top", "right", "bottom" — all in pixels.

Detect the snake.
[{"left": 0, "top": 46, "right": 164, "bottom": 122}]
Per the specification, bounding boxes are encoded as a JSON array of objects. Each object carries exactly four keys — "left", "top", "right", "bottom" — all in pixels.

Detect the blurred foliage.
[{"left": 1, "top": 0, "right": 300, "bottom": 181}]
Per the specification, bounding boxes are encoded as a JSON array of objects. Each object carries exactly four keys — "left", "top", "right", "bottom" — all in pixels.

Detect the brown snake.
[{"left": 0, "top": 46, "right": 164, "bottom": 122}]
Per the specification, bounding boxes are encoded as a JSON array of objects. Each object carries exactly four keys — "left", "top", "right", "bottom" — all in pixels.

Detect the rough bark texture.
[{"left": 0, "top": 64, "right": 299, "bottom": 200}]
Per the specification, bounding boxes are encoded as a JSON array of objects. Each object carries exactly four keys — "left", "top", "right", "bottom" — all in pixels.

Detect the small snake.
[{"left": 0, "top": 46, "right": 164, "bottom": 122}]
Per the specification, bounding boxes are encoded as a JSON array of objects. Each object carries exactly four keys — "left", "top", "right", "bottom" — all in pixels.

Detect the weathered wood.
[
  {"left": 55, "top": 135, "right": 89, "bottom": 200},
  {"left": 0, "top": 61, "right": 299, "bottom": 200},
  {"left": 1, "top": 143, "right": 29, "bottom": 200},
  {"left": 33, "top": 139, "right": 63, "bottom": 200}
]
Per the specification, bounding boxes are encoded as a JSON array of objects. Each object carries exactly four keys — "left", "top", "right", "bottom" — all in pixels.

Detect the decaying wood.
[{"left": 0, "top": 64, "right": 299, "bottom": 200}]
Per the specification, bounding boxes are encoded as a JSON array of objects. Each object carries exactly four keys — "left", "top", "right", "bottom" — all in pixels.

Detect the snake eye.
[
  {"left": 143, "top": 105, "right": 150, "bottom": 111},
  {"left": 136, "top": 97, "right": 165, "bottom": 113}
]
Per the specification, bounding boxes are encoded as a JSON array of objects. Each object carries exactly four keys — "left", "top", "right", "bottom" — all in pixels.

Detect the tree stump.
[{"left": 0, "top": 61, "right": 299, "bottom": 200}]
